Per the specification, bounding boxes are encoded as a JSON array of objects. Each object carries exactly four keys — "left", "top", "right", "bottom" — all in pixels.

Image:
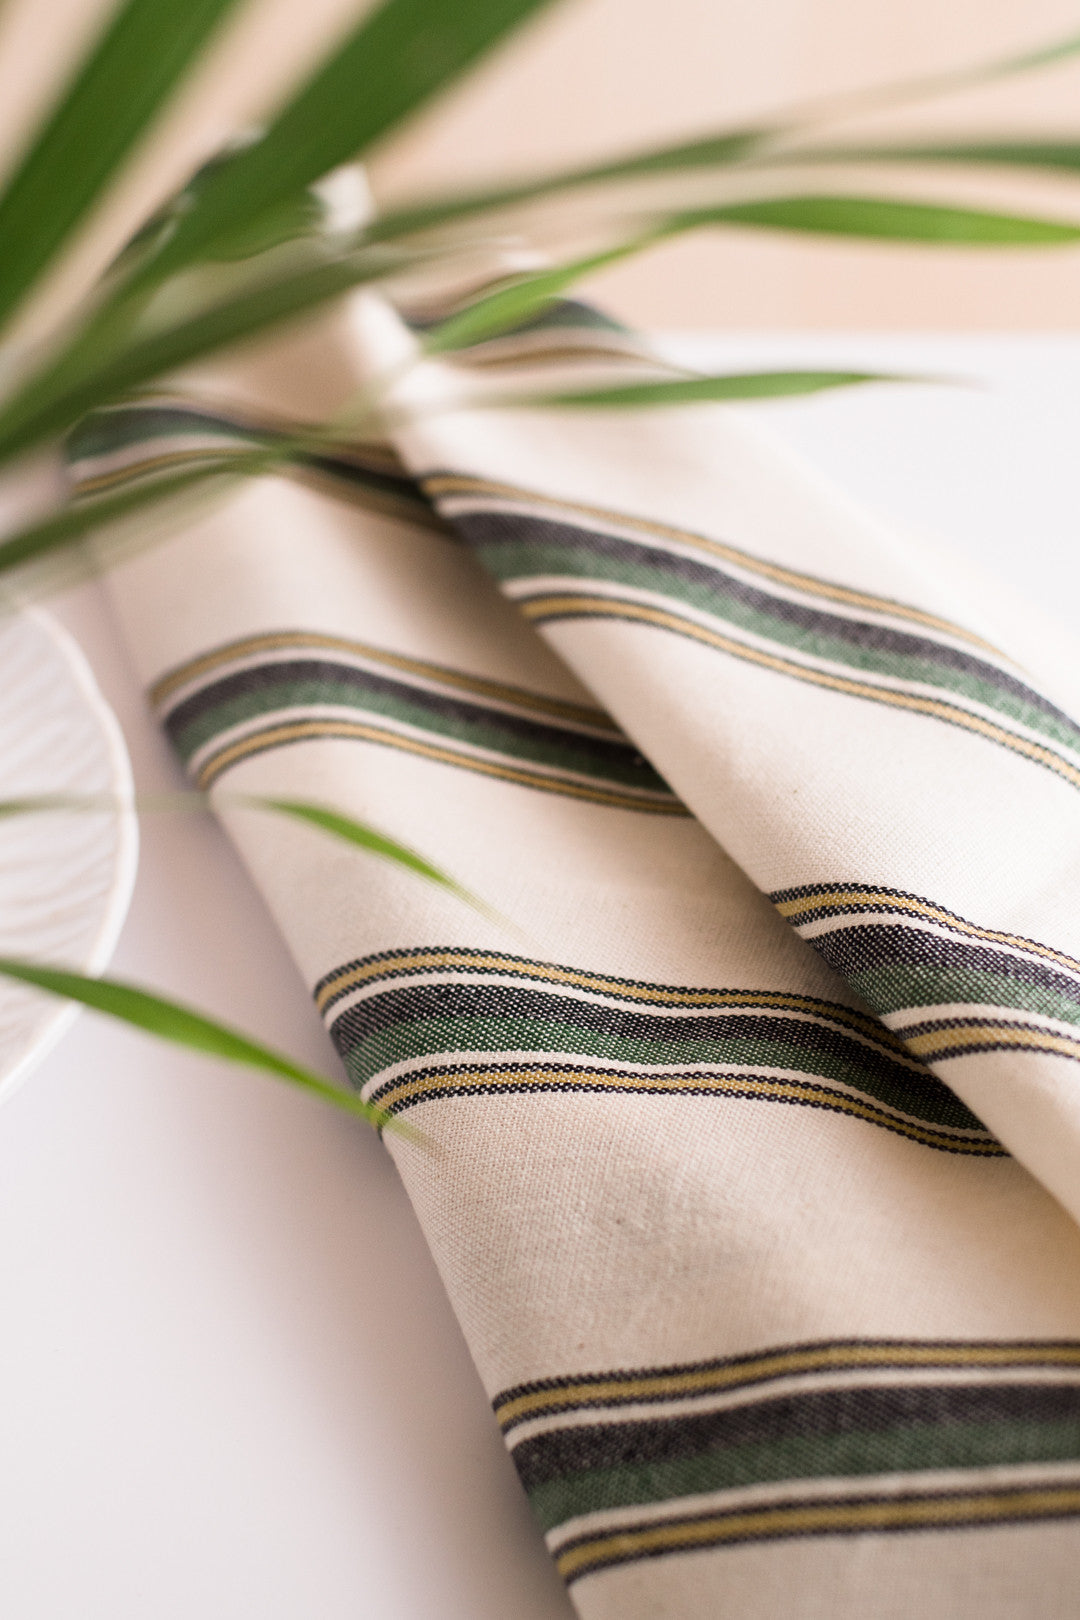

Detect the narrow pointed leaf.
[
  {"left": 784, "top": 139, "right": 1080, "bottom": 177},
  {"left": 249, "top": 798, "right": 458, "bottom": 885},
  {"left": 362, "top": 22, "right": 1080, "bottom": 245},
  {"left": 0, "top": 248, "right": 409, "bottom": 467},
  {"left": 673, "top": 194, "right": 1080, "bottom": 245},
  {"left": 134, "top": 0, "right": 560, "bottom": 282},
  {"left": 0, "top": 457, "right": 247, "bottom": 580},
  {"left": 363, "top": 131, "right": 774, "bottom": 244},
  {"left": 0, "top": 791, "right": 496, "bottom": 921},
  {"left": 988, "top": 28, "right": 1080, "bottom": 76},
  {"left": 422, "top": 241, "right": 645, "bottom": 353},
  {"left": 767, "top": 25, "right": 1080, "bottom": 139},
  {"left": 0, "top": 958, "right": 400, "bottom": 1129},
  {"left": 499, "top": 370, "right": 921, "bottom": 408},
  {"left": 247, "top": 797, "right": 501, "bottom": 922},
  {"left": 0, "top": 0, "right": 242, "bottom": 331},
  {"left": 0, "top": 794, "right": 130, "bottom": 817},
  {"left": 0, "top": 792, "right": 200, "bottom": 817}
]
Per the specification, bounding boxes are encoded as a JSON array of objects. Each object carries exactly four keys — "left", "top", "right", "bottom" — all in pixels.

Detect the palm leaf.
[
  {"left": 0, "top": 957, "right": 405, "bottom": 1131},
  {"left": 0, "top": 0, "right": 244, "bottom": 333},
  {"left": 362, "top": 133, "right": 773, "bottom": 244},
  {"left": 668, "top": 194, "right": 1080, "bottom": 245},
  {"left": 0, "top": 458, "right": 245, "bottom": 581},
  {"left": 421, "top": 242, "right": 646, "bottom": 352},
  {"left": 129, "top": 0, "right": 560, "bottom": 283},
  {"left": 781, "top": 138, "right": 1080, "bottom": 177},
  {"left": 0, "top": 789, "right": 485, "bottom": 909},
  {"left": 362, "top": 23, "right": 1080, "bottom": 246},
  {"left": 0, "top": 247, "right": 412, "bottom": 467},
  {"left": 0, "top": 786, "right": 486, "bottom": 1130},
  {"left": 495, "top": 370, "right": 921, "bottom": 408},
  {"left": 245, "top": 796, "right": 485, "bottom": 905}
]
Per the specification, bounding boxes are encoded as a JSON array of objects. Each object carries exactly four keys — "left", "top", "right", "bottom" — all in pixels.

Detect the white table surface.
[{"left": 3, "top": 334, "right": 1080, "bottom": 1619}]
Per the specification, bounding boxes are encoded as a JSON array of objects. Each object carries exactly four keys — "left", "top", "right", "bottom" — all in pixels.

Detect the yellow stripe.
[
  {"left": 314, "top": 947, "right": 897, "bottom": 1046},
  {"left": 909, "top": 1023, "right": 1080, "bottom": 1063},
  {"left": 555, "top": 1484, "right": 1080, "bottom": 1579},
  {"left": 453, "top": 341, "right": 656, "bottom": 370},
  {"left": 370, "top": 1062, "right": 1001, "bottom": 1155},
  {"left": 150, "top": 629, "right": 613, "bottom": 730},
  {"left": 74, "top": 444, "right": 248, "bottom": 493},
  {"left": 424, "top": 474, "right": 1004, "bottom": 657},
  {"left": 521, "top": 593, "right": 1080, "bottom": 792},
  {"left": 74, "top": 395, "right": 412, "bottom": 477},
  {"left": 497, "top": 1341, "right": 1080, "bottom": 1428},
  {"left": 195, "top": 716, "right": 685, "bottom": 814},
  {"left": 774, "top": 887, "right": 1080, "bottom": 981},
  {"left": 75, "top": 443, "right": 443, "bottom": 530}
]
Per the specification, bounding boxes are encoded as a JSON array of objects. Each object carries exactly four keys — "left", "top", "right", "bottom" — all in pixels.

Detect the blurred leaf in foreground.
[
  {"left": 492, "top": 370, "right": 925, "bottom": 409},
  {"left": 0, "top": 0, "right": 244, "bottom": 333},
  {"left": 669, "top": 194, "right": 1080, "bottom": 245},
  {"left": 0, "top": 957, "right": 407, "bottom": 1132}
]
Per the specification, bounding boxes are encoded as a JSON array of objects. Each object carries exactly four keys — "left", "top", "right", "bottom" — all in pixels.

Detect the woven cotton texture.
[{"left": 76, "top": 291, "right": 1080, "bottom": 1619}]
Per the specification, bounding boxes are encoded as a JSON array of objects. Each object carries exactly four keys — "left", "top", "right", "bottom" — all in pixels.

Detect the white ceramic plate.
[{"left": 0, "top": 606, "right": 137, "bottom": 1103}]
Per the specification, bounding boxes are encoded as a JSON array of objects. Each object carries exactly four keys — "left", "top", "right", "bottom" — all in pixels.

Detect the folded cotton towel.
[{"left": 73, "top": 283, "right": 1080, "bottom": 1619}]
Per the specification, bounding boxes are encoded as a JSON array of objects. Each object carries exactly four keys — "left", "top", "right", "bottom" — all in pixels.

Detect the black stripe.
[
  {"left": 554, "top": 1480, "right": 1080, "bottom": 1579},
  {"left": 512, "top": 1381, "right": 1080, "bottom": 1491},
  {"left": 771, "top": 883, "right": 1078, "bottom": 950},
  {"left": 328, "top": 979, "right": 983, "bottom": 1130},
  {"left": 69, "top": 404, "right": 428, "bottom": 508},
  {"left": 809, "top": 922, "right": 1080, "bottom": 1008},
  {"left": 314, "top": 947, "right": 894, "bottom": 1029},
  {"left": 357, "top": 1058, "right": 1001, "bottom": 1154},
  {"left": 453, "top": 509, "right": 1080, "bottom": 741},
  {"left": 494, "top": 1339, "right": 1080, "bottom": 1426},
  {"left": 162, "top": 657, "right": 667, "bottom": 786}
]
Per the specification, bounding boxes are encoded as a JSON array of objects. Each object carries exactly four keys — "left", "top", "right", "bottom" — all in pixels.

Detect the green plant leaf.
[
  {"left": 131, "top": 0, "right": 561, "bottom": 283},
  {"left": 0, "top": 456, "right": 247, "bottom": 581},
  {"left": 363, "top": 131, "right": 774, "bottom": 244},
  {"left": 0, "top": 790, "right": 500, "bottom": 938},
  {"left": 783, "top": 138, "right": 1080, "bottom": 176},
  {"left": 0, "top": 248, "right": 410, "bottom": 467},
  {"left": 773, "top": 24, "right": 1080, "bottom": 131},
  {"left": 0, "top": 792, "right": 197, "bottom": 816},
  {"left": 247, "top": 797, "right": 458, "bottom": 885},
  {"left": 422, "top": 241, "right": 646, "bottom": 353},
  {"left": 668, "top": 194, "right": 1080, "bottom": 245},
  {"left": 0, "top": 0, "right": 243, "bottom": 333},
  {"left": 362, "top": 22, "right": 1080, "bottom": 245},
  {"left": 982, "top": 27, "right": 1080, "bottom": 77},
  {"left": 244, "top": 797, "right": 504, "bottom": 924},
  {"left": 0, "top": 789, "right": 488, "bottom": 904},
  {"left": 0, "top": 957, "right": 404, "bottom": 1131},
  {"left": 495, "top": 370, "right": 922, "bottom": 408}
]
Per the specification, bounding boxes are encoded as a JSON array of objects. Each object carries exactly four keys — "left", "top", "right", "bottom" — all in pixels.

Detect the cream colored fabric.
[{"left": 79, "top": 295, "right": 1080, "bottom": 1617}]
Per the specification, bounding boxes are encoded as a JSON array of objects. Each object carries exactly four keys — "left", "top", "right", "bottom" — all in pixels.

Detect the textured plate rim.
[{"left": 0, "top": 605, "right": 139, "bottom": 1105}]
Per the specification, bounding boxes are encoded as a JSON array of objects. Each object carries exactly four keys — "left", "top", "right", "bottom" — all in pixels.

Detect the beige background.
[{"left": 5, "top": 0, "right": 1080, "bottom": 328}]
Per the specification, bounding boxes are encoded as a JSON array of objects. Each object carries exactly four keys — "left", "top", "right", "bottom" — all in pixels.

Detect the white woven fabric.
[{"left": 78, "top": 289, "right": 1080, "bottom": 1618}]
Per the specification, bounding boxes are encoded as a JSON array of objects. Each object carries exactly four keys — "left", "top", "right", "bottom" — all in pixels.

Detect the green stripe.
[
  {"left": 68, "top": 404, "right": 263, "bottom": 461},
  {"left": 849, "top": 965, "right": 1080, "bottom": 1027},
  {"left": 67, "top": 406, "right": 434, "bottom": 516},
  {"left": 170, "top": 678, "right": 666, "bottom": 792},
  {"left": 476, "top": 536, "right": 1080, "bottom": 756},
  {"left": 528, "top": 1418, "right": 1080, "bottom": 1533},
  {"left": 336, "top": 1010, "right": 975, "bottom": 1129}
]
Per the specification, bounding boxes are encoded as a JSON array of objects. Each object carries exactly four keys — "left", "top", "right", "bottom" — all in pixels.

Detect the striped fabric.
[{"left": 80, "top": 279, "right": 1080, "bottom": 1617}]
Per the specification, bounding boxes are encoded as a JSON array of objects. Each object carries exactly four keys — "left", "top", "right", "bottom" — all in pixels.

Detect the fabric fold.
[
  {"left": 78, "top": 290, "right": 1080, "bottom": 1618},
  {"left": 366, "top": 290, "right": 1080, "bottom": 1239}
]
